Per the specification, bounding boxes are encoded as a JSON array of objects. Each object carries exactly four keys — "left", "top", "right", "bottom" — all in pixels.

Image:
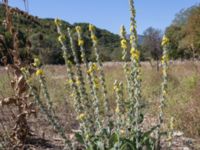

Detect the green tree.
[
  {"left": 166, "top": 4, "right": 200, "bottom": 59},
  {"left": 142, "top": 27, "right": 162, "bottom": 70}
]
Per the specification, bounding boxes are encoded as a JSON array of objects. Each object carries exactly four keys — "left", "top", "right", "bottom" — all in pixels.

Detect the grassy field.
[{"left": 0, "top": 61, "right": 200, "bottom": 149}]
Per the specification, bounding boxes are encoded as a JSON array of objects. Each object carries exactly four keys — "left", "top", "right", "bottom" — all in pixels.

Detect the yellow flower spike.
[
  {"left": 77, "top": 113, "right": 86, "bottom": 121},
  {"left": 75, "top": 26, "right": 82, "bottom": 33},
  {"left": 58, "top": 34, "right": 66, "bottom": 43},
  {"left": 89, "top": 24, "right": 95, "bottom": 32},
  {"left": 54, "top": 18, "right": 62, "bottom": 26},
  {"left": 161, "top": 35, "right": 169, "bottom": 46},
  {"left": 78, "top": 39, "right": 84, "bottom": 46},
  {"left": 130, "top": 48, "right": 140, "bottom": 61},
  {"left": 121, "top": 39, "right": 127, "bottom": 49},
  {"left": 33, "top": 58, "right": 41, "bottom": 67},
  {"left": 36, "top": 69, "right": 44, "bottom": 76}
]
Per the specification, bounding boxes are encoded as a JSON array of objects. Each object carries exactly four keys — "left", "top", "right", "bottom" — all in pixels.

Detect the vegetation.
[
  {"left": 165, "top": 3, "right": 200, "bottom": 59},
  {"left": 141, "top": 27, "right": 162, "bottom": 70}
]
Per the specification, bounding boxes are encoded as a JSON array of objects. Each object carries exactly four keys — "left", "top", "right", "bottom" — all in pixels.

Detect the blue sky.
[{"left": 7, "top": 0, "right": 200, "bottom": 35}]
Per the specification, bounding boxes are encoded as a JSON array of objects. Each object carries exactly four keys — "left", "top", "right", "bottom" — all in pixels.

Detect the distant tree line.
[
  {"left": 140, "top": 3, "right": 200, "bottom": 64},
  {"left": 165, "top": 4, "right": 200, "bottom": 60}
]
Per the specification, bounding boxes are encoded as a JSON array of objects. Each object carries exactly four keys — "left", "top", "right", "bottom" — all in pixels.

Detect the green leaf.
[
  {"left": 121, "top": 139, "right": 136, "bottom": 150},
  {"left": 96, "top": 141, "right": 105, "bottom": 150},
  {"left": 109, "top": 132, "right": 119, "bottom": 147},
  {"left": 75, "top": 132, "right": 85, "bottom": 144}
]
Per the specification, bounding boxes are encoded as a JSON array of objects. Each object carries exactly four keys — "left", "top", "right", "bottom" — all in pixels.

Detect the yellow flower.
[
  {"left": 20, "top": 67, "right": 26, "bottom": 72},
  {"left": 85, "top": 134, "right": 90, "bottom": 140},
  {"left": 54, "top": 18, "right": 62, "bottom": 26},
  {"left": 87, "top": 63, "right": 98, "bottom": 74},
  {"left": 94, "top": 78, "right": 99, "bottom": 89},
  {"left": 121, "top": 39, "right": 127, "bottom": 49},
  {"left": 115, "top": 106, "right": 120, "bottom": 113},
  {"left": 130, "top": 48, "right": 140, "bottom": 61},
  {"left": 92, "top": 63, "right": 98, "bottom": 70},
  {"left": 78, "top": 39, "right": 84, "bottom": 46},
  {"left": 161, "top": 55, "right": 169, "bottom": 64},
  {"left": 87, "top": 69, "right": 92, "bottom": 75},
  {"left": 76, "top": 79, "right": 81, "bottom": 86},
  {"left": 70, "top": 93, "right": 74, "bottom": 97},
  {"left": 36, "top": 69, "right": 44, "bottom": 76},
  {"left": 58, "top": 34, "right": 66, "bottom": 43},
  {"left": 67, "top": 79, "right": 73, "bottom": 85},
  {"left": 120, "top": 129, "right": 125, "bottom": 135},
  {"left": 91, "top": 34, "right": 97, "bottom": 43},
  {"left": 77, "top": 113, "right": 86, "bottom": 121},
  {"left": 89, "top": 24, "right": 95, "bottom": 32},
  {"left": 163, "top": 90, "right": 167, "bottom": 96},
  {"left": 130, "top": 35, "right": 135, "bottom": 44},
  {"left": 113, "top": 85, "right": 119, "bottom": 92},
  {"left": 75, "top": 26, "right": 82, "bottom": 33},
  {"left": 33, "top": 58, "right": 41, "bottom": 67},
  {"left": 161, "top": 35, "right": 169, "bottom": 46}
]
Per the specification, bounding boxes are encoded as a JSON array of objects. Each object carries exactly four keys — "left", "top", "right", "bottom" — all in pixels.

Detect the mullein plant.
[
  {"left": 52, "top": 0, "right": 170, "bottom": 149},
  {"left": 75, "top": 26, "right": 101, "bottom": 131},
  {"left": 89, "top": 24, "right": 110, "bottom": 121},
  {"left": 55, "top": 20, "right": 92, "bottom": 148},
  {"left": 128, "top": 0, "right": 143, "bottom": 149},
  {"left": 33, "top": 58, "right": 54, "bottom": 115},
  {"left": 21, "top": 61, "right": 73, "bottom": 149},
  {"left": 167, "top": 117, "right": 174, "bottom": 149},
  {"left": 156, "top": 35, "right": 170, "bottom": 149},
  {"left": 21, "top": 67, "right": 72, "bottom": 150}
]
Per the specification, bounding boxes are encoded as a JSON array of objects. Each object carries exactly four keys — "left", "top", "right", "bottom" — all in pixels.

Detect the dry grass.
[{"left": 0, "top": 61, "right": 200, "bottom": 148}]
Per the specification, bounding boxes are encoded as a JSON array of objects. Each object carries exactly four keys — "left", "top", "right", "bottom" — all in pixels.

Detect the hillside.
[
  {"left": 0, "top": 4, "right": 145, "bottom": 64},
  {"left": 0, "top": 4, "right": 121, "bottom": 64}
]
